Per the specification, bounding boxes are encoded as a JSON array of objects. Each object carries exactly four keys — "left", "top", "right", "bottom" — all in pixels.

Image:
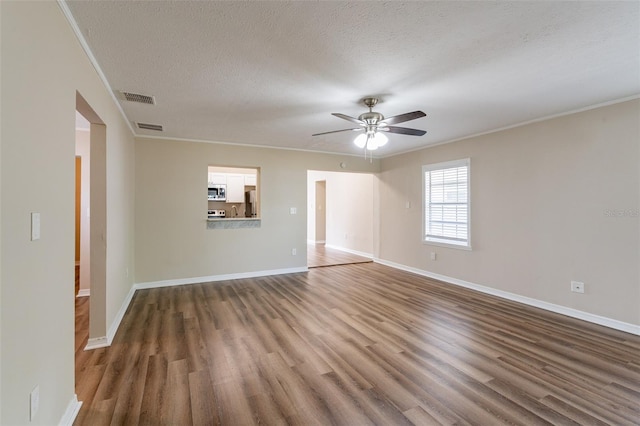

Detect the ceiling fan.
[{"left": 312, "top": 97, "right": 427, "bottom": 151}]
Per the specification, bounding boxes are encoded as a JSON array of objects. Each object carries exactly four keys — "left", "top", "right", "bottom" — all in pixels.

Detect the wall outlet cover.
[{"left": 571, "top": 281, "right": 585, "bottom": 293}]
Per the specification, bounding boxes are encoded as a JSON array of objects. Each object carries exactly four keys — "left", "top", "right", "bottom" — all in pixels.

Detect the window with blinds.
[{"left": 423, "top": 159, "right": 470, "bottom": 248}]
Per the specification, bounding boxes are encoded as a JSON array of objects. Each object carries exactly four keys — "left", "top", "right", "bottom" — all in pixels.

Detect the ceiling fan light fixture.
[
  {"left": 354, "top": 131, "right": 387, "bottom": 150},
  {"left": 314, "top": 97, "right": 426, "bottom": 157}
]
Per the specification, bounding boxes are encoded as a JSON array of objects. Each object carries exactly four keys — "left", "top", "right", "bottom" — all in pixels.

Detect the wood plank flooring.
[
  {"left": 307, "top": 243, "right": 372, "bottom": 268},
  {"left": 74, "top": 262, "right": 640, "bottom": 425}
]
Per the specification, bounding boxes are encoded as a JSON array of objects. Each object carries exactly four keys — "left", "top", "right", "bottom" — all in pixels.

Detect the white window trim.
[{"left": 422, "top": 158, "right": 471, "bottom": 250}]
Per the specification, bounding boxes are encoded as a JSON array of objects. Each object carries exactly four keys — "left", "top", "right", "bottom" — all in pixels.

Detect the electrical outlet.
[
  {"left": 430, "top": 252, "right": 437, "bottom": 261},
  {"left": 291, "top": 248, "right": 297, "bottom": 256},
  {"left": 571, "top": 281, "right": 585, "bottom": 293},
  {"left": 30, "top": 385, "right": 39, "bottom": 421}
]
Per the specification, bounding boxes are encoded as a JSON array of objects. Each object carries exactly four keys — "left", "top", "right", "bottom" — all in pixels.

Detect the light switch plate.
[
  {"left": 30, "top": 385, "right": 39, "bottom": 421},
  {"left": 290, "top": 207, "right": 297, "bottom": 215},
  {"left": 31, "top": 213, "right": 41, "bottom": 241}
]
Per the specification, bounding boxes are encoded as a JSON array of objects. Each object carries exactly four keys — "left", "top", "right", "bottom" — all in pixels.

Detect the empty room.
[{"left": 1, "top": 1, "right": 639, "bottom": 425}]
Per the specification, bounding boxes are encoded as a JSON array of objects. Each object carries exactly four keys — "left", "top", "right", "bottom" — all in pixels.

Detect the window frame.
[{"left": 422, "top": 158, "right": 471, "bottom": 250}]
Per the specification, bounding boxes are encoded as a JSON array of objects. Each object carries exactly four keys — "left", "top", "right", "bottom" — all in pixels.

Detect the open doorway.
[
  {"left": 74, "top": 111, "right": 91, "bottom": 366},
  {"left": 307, "top": 170, "right": 375, "bottom": 268},
  {"left": 74, "top": 93, "right": 108, "bottom": 411},
  {"left": 75, "top": 92, "right": 108, "bottom": 363},
  {"left": 75, "top": 112, "right": 91, "bottom": 297}
]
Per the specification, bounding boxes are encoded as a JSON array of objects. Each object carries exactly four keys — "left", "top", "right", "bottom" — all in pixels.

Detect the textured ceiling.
[{"left": 65, "top": 1, "right": 640, "bottom": 157}]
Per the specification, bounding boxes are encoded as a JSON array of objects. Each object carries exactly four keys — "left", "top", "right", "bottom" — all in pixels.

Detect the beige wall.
[
  {"left": 0, "top": 2, "right": 136, "bottom": 424},
  {"left": 379, "top": 99, "right": 640, "bottom": 326},
  {"left": 135, "top": 138, "right": 378, "bottom": 283},
  {"left": 307, "top": 170, "right": 375, "bottom": 255}
]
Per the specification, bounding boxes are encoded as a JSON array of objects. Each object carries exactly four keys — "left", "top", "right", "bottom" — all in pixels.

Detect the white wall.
[
  {"left": 0, "top": 2, "right": 136, "bottom": 424},
  {"left": 135, "top": 138, "right": 379, "bottom": 284},
  {"left": 378, "top": 99, "right": 640, "bottom": 328},
  {"left": 307, "top": 170, "right": 376, "bottom": 256}
]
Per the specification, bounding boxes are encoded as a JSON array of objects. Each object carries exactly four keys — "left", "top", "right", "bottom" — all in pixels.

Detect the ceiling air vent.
[
  {"left": 136, "top": 122, "right": 163, "bottom": 131},
  {"left": 120, "top": 91, "right": 155, "bottom": 105}
]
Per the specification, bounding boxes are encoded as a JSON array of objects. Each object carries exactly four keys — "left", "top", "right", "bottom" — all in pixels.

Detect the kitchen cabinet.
[
  {"left": 226, "top": 174, "right": 245, "bottom": 203},
  {"left": 208, "top": 173, "right": 226, "bottom": 186},
  {"left": 245, "top": 174, "right": 257, "bottom": 186}
]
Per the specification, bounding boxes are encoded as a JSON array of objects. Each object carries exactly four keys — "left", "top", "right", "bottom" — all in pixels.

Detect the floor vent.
[
  {"left": 121, "top": 91, "right": 155, "bottom": 105},
  {"left": 136, "top": 122, "right": 163, "bottom": 131}
]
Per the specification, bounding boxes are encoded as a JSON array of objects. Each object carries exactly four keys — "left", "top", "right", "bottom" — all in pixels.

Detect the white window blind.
[{"left": 423, "top": 159, "right": 470, "bottom": 248}]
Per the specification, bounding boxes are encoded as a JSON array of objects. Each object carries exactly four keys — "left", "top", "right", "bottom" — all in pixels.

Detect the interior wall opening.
[
  {"left": 207, "top": 165, "right": 260, "bottom": 219},
  {"left": 307, "top": 170, "right": 376, "bottom": 268},
  {"left": 75, "top": 92, "right": 108, "bottom": 360}
]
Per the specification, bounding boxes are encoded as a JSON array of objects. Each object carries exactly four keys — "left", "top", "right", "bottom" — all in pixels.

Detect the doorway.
[
  {"left": 74, "top": 93, "right": 108, "bottom": 360},
  {"left": 75, "top": 113, "right": 91, "bottom": 298},
  {"left": 307, "top": 170, "right": 375, "bottom": 268}
]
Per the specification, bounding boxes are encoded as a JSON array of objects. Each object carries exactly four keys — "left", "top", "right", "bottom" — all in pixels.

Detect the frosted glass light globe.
[
  {"left": 354, "top": 133, "right": 367, "bottom": 148},
  {"left": 374, "top": 132, "right": 388, "bottom": 147}
]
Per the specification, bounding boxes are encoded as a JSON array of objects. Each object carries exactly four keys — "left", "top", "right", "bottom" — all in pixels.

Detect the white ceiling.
[{"left": 65, "top": 1, "right": 640, "bottom": 157}]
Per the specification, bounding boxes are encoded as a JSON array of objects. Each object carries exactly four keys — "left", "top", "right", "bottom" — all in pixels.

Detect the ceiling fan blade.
[
  {"left": 379, "top": 126, "right": 427, "bottom": 136},
  {"left": 331, "top": 113, "right": 365, "bottom": 125},
  {"left": 312, "top": 128, "right": 363, "bottom": 136},
  {"left": 380, "top": 111, "right": 426, "bottom": 126}
]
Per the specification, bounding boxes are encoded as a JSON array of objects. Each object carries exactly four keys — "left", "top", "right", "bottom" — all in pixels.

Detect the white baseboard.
[
  {"left": 134, "top": 266, "right": 308, "bottom": 290},
  {"left": 325, "top": 244, "right": 373, "bottom": 259},
  {"left": 83, "top": 284, "right": 136, "bottom": 350},
  {"left": 374, "top": 258, "right": 640, "bottom": 336},
  {"left": 84, "top": 336, "right": 109, "bottom": 350},
  {"left": 76, "top": 289, "right": 90, "bottom": 298},
  {"left": 107, "top": 284, "right": 137, "bottom": 344},
  {"left": 58, "top": 394, "right": 82, "bottom": 426}
]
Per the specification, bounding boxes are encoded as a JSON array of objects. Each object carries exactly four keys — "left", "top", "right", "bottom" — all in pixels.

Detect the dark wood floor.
[
  {"left": 307, "top": 243, "right": 372, "bottom": 268},
  {"left": 74, "top": 262, "right": 640, "bottom": 425}
]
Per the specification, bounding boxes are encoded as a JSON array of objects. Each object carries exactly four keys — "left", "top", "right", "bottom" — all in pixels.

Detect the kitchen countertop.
[
  {"left": 207, "top": 217, "right": 260, "bottom": 229},
  {"left": 207, "top": 217, "right": 259, "bottom": 221}
]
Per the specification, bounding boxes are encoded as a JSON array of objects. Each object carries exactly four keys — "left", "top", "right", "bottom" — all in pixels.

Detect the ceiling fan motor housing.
[{"left": 358, "top": 111, "right": 385, "bottom": 124}]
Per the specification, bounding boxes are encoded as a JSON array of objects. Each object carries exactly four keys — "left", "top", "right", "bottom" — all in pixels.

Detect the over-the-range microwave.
[{"left": 208, "top": 184, "right": 226, "bottom": 201}]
